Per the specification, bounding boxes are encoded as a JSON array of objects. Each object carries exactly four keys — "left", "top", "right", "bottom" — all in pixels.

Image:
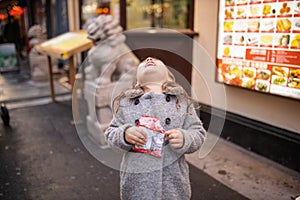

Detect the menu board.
[{"left": 216, "top": 0, "right": 300, "bottom": 100}]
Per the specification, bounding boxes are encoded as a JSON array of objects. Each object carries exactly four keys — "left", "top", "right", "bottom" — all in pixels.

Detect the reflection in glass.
[
  {"left": 126, "top": 0, "right": 189, "bottom": 29},
  {"left": 81, "top": 0, "right": 120, "bottom": 29}
]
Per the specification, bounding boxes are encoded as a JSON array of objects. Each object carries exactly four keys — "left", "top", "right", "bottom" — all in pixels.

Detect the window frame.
[{"left": 119, "top": 0, "right": 196, "bottom": 34}]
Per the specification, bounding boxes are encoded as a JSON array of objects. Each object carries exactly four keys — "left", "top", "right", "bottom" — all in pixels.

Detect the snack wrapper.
[{"left": 132, "top": 116, "right": 165, "bottom": 158}]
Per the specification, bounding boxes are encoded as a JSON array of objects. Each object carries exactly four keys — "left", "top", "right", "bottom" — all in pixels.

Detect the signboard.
[
  {"left": 35, "top": 30, "right": 93, "bottom": 102},
  {"left": 36, "top": 30, "right": 93, "bottom": 60},
  {"left": 216, "top": 0, "right": 300, "bottom": 100}
]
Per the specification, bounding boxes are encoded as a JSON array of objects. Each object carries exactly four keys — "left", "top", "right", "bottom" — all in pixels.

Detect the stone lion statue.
[
  {"left": 85, "top": 15, "right": 140, "bottom": 83},
  {"left": 84, "top": 15, "right": 140, "bottom": 146},
  {"left": 28, "top": 24, "right": 58, "bottom": 81}
]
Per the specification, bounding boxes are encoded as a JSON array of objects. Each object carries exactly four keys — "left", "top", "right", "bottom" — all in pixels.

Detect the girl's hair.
[{"left": 112, "top": 80, "right": 198, "bottom": 114}]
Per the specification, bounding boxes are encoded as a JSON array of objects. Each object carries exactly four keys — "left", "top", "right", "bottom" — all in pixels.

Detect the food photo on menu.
[
  {"left": 291, "top": 34, "right": 300, "bottom": 48},
  {"left": 246, "top": 34, "right": 259, "bottom": 46},
  {"left": 262, "top": 4, "right": 276, "bottom": 17},
  {"left": 278, "top": 2, "right": 292, "bottom": 17},
  {"left": 243, "top": 67, "right": 256, "bottom": 79},
  {"left": 242, "top": 77, "right": 256, "bottom": 89},
  {"left": 225, "top": 0, "right": 234, "bottom": 6},
  {"left": 274, "top": 34, "right": 290, "bottom": 47},
  {"left": 257, "top": 69, "right": 271, "bottom": 82},
  {"left": 271, "top": 66, "right": 289, "bottom": 86},
  {"left": 288, "top": 68, "right": 300, "bottom": 89},
  {"left": 224, "top": 21, "right": 234, "bottom": 32},
  {"left": 295, "top": 2, "right": 300, "bottom": 15},
  {"left": 276, "top": 18, "right": 292, "bottom": 32},
  {"left": 224, "top": 65, "right": 243, "bottom": 86},
  {"left": 248, "top": 19, "right": 260, "bottom": 32},
  {"left": 293, "top": 18, "right": 300, "bottom": 32},
  {"left": 225, "top": 7, "right": 234, "bottom": 19},
  {"left": 256, "top": 69, "right": 271, "bottom": 92},
  {"left": 223, "top": 46, "right": 231, "bottom": 57},
  {"left": 233, "top": 33, "right": 246, "bottom": 45},
  {"left": 241, "top": 67, "right": 256, "bottom": 89},
  {"left": 256, "top": 80, "right": 270, "bottom": 92},
  {"left": 260, "top": 34, "right": 273, "bottom": 47},
  {"left": 236, "top": 7, "right": 247, "bottom": 18},
  {"left": 260, "top": 19, "right": 275, "bottom": 32},
  {"left": 223, "top": 34, "right": 233, "bottom": 44},
  {"left": 249, "top": 4, "right": 262, "bottom": 17},
  {"left": 235, "top": 20, "right": 248, "bottom": 32}
]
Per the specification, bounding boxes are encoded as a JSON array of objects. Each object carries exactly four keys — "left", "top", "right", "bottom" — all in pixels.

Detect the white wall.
[{"left": 192, "top": 0, "right": 300, "bottom": 134}]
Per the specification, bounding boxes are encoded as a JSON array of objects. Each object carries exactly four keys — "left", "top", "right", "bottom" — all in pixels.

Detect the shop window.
[
  {"left": 80, "top": 0, "right": 194, "bottom": 31},
  {"left": 80, "top": 0, "right": 120, "bottom": 29},
  {"left": 125, "top": 0, "right": 192, "bottom": 30}
]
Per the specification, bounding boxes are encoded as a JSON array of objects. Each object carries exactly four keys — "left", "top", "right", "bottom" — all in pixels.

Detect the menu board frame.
[{"left": 216, "top": 0, "right": 300, "bottom": 100}]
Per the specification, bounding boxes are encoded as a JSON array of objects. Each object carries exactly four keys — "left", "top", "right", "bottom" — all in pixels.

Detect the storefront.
[{"left": 78, "top": 0, "right": 196, "bottom": 83}]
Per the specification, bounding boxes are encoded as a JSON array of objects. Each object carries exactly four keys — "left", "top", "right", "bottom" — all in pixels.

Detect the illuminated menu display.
[{"left": 216, "top": 0, "right": 300, "bottom": 99}]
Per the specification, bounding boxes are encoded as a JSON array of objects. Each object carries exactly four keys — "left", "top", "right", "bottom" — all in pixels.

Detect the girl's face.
[{"left": 136, "top": 57, "right": 169, "bottom": 86}]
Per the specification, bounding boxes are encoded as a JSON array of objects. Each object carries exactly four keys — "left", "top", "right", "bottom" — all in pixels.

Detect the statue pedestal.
[
  {"left": 84, "top": 80, "right": 125, "bottom": 147},
  {"left": 29, "top": 49, "right": 50, "bottom": 81}
]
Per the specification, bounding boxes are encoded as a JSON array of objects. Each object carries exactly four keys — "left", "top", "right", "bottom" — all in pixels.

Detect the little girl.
[{"left": 105, "top": 57, "right": 206, "bottom": 200}]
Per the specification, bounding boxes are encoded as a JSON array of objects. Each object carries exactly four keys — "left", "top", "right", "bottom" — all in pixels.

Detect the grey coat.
[{"left": 105, "top": 85, "right": 206, "bottom": 200}]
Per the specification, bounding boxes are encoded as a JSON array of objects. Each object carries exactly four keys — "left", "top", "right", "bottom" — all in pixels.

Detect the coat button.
[
  {"left": 166, "top": 95, "right": 171, "bottom": 102},
  {"left": 134, "top": 98, "right": 140, "bottom": 105},
  {"left": 135, "top": 119, "right": 139, "bottom": 125},
  {"left": 165, "top": 118, "right": 171, "bottom": 125}
]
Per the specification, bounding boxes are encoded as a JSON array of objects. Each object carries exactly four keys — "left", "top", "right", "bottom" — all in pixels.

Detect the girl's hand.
[
  {"left": 125, "top": 126, "right": 147, "bottom": 146},
  {"left": 165, "top": 129, "right": 184, "bottom": 149}
]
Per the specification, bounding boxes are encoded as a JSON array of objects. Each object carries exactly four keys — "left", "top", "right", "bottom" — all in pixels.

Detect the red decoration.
[
  {"left": 0, "top": 14, "right": 6, "bottom": 20},
  {"left": 9, "top": 6, "right": 24, "bottom": 16}
]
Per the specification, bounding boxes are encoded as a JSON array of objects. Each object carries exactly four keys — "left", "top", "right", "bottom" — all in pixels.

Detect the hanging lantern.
[
  {"left": 96, "top": 7, "right": 110, "bottom": 15},
  {"left": 0, "top": 14, "right": 6, "bottom": 20},
  {"left": 9, "top": 6, "right": 24, "bottom": 16}
]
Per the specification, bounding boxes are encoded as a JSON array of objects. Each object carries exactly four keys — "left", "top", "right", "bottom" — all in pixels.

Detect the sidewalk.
[
  {"left": 1, "top": 99, "right": 299, "bottom": 200},
  {"left": 0, "top": 101, "right": 248, "bottom": 200},
  {"left": 187, "top": 134, "right": 300, "bottom": 200},
  {"left": 0, "top": 58, "right": 70, "bottom": 104}
]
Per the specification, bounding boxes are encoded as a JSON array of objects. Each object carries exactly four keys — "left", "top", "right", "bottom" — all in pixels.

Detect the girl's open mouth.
[{"left": 145, "top": 61, "right": 155, "bottom": 67}]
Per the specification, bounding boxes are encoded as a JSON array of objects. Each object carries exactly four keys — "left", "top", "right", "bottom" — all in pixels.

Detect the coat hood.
[{"left": 123, "top": 82, "right": 186, "bottom": 99}]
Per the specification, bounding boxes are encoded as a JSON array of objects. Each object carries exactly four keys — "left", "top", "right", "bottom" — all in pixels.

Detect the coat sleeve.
[
  {"left": 104, "top": 107, "right": 133, "bottom": 152},
  {"left": 175, "top": 105, "right": 207, "bottom": 154}
]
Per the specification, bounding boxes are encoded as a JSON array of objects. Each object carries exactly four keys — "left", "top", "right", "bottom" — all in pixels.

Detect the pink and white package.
[{"left": 132, "top": 116, "right": 165, "bottom": 158}]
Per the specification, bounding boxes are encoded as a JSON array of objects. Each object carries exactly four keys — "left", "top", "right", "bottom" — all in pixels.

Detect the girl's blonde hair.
[{"left": 112, "top": 80, "right": 198, "bottom": 114}]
